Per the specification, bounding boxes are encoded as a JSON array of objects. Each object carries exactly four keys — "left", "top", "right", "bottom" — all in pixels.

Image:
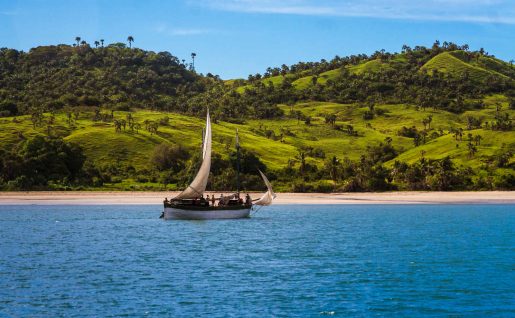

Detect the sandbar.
[{"left": 0, "top": 191, "right": 513, "bottom": 205}]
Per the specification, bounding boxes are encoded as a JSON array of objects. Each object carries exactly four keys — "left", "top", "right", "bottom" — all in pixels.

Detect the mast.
[{"left": 236, "top": 129, "right": 240, "bottom": 196}]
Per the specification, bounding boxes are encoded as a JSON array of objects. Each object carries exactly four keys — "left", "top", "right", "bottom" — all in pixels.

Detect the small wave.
[{"left": 320, "top": 311, "right": 335, "bottom": 316}]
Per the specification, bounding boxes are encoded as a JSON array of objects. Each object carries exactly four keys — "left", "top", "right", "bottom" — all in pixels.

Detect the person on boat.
[
  {"left": 163, "top": 197, "right": 169, "bottom": 206},
  {"left": 206, "top": 195, "right": 210, "bottom": 206},
  {"left": 245, "top": 193, "right": 251, "bottom": 205},
  {"left": 211, "top": 195, "right": 215, "bottom": 206},
  {"left": 219, "top": 194, "right": 224, "bottom": 206}
]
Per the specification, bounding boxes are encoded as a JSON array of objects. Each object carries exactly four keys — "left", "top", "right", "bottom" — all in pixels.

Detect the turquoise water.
[{"left": 0, "top": 204, "right": 514, "bottom": 317}]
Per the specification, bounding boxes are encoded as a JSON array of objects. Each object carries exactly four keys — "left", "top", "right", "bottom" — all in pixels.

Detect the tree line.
[{"left": 2, "top": 41, "right": 514, "bottom": 121}]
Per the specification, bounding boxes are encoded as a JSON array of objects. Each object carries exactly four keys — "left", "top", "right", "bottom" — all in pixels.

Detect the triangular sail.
[
  {"left": 201, "top": 127, "right": 206, "bottom": 159},
  {"left": 253, "top": 169, "right": 276, "bottom": 206},
  {"left": 173, "top": 111, "right": 212, "bottom": 200}
]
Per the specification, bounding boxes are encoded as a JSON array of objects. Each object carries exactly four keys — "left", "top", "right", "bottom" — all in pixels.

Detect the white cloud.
[
  {"left": 155, "top": 24, "right": 216, "bottom": 36},
  {"left": 195, "top": 0, "right": 515, "bottom": 24}
]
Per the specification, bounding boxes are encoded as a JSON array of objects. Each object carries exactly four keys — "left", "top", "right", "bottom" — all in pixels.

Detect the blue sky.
[{"left": 1, "top": 0, "right": 514, "bottom": 79}]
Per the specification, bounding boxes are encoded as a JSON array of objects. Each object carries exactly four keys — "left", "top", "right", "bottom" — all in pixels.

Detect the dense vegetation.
[
  {"left": 0, "top": 42, "right": 207, "bottom": 116},
  {"left": 0, "top": 40, "right": 514, "bottom": 191}
]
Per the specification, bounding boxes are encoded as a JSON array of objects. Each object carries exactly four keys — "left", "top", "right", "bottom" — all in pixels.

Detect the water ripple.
[{"left": 0, "top": 204, "right": 514, "bottom": 317}]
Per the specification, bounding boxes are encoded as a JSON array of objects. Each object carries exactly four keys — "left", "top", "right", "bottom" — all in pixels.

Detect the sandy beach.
[{"left": 0, "top": 191, "right": 513, "bottom": 205}]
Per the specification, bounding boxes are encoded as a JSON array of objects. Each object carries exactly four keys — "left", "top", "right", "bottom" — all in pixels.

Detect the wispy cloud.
[
  {"left": 196, "top": 0, "right": 515, "bottom": 24},
  {"left": 155, "top": 24, "right": 217, "bottom": 36},
  {"left": 0, "top": 10, "right": 18, "bottom": 16}
]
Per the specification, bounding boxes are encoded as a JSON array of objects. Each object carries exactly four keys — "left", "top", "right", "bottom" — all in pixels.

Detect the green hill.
[
  {"left": 348, "top": 59, "right": 394, "bottom": 75},
  {"left": 1, "top": 94, "right": 513, "bottom": 191},
  {"left": 234, "top": 48, "right": 514, "bottom": 103},
  {"left": 420, "top": 51, "right": 510, "bottom": 82},
  {"left": 1, "top": 42, "right": 514, "bottom": 191},
  {"left": 0, "top": 44, "right": 205, "bottom": 116}
]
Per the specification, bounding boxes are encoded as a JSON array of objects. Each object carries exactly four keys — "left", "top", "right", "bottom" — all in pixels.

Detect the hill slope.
[
  {"left": 0, "top": 95, "right": 513, "bottom": 191},
  {"left": 420, "top": 51, "right": 510, "bottom": 82},
  {"left": 0, "top": 44, "right": 205, "bottom": 115},
  {"left": 1, "top": 42, "right": 514, "bottom": 191}
]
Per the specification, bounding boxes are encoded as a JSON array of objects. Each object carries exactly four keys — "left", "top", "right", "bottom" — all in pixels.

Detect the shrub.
[
  {"left": 398, "top": 126, "right": 419, "bottom": 138},
  {"left": 362, "top": 110, "right": 374, "bottom": 120},
  {"left": 150, "top": 143, "right": 189, "bottom": 172},
  {"left": 375, "top": 108, "right": 387, "bottom": 115},
  {"left": 159, "top": 116, "right": 170, "bottom": 126},
  {"left": 0, "top": 101, "right": 18, "bottom": 116},
  {"left": 493, "top": 173, "right": 515, "bottom": 189}
]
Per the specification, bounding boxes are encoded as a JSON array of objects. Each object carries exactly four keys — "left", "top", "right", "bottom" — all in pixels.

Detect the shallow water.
[{"left": 0, "top": 204, "right": 514, "bottom": 317}]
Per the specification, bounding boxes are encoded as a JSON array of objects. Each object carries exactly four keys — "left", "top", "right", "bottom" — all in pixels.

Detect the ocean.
[{"left": 0, "top": 204, "right": 513, "bottom": 317}]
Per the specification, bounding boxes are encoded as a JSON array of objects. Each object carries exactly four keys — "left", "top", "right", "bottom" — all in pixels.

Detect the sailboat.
[{"left": 162, "top": 110, "right": 276, "bottom": 220}]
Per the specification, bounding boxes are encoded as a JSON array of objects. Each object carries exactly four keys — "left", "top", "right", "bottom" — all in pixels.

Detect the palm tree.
[
  {"left": 510, "top": 60, "right": 514, "bottom": 68},
  {"left": 134, "top": 123, "right": 141, "bottom": 134},
  {"left": 327, "top": 156, "right": 340, "bottom": 183},
  {"left": 452, "top": 129, "right": 460, "bottom": 141},
  {"left": 297, "top": 151, "right": 306, "bottom": 176},
  {"left": 75, "top": 36, "right": 81, "bottom": 46},
  {"left": 495, "top": 102, "right": 502, "bottom": 115},
  {"left": 346, "top": 124, "right": 355, "bottom": 136},
  {"left": 127, "top": 36, "right": 134, "bottom": 48},
  {"left": 422, "top": 117, "right": 428, "bottom": 130},
  {"left": 94, "top": 41, "right": 100, "bottom": 48},
  {"left": 474, "top": 135, "right": 482, "bottom": 146},
  {"left": 191, "top": 52, "right": 196, "bottom": 71},
  {"left": 327, "top": 114, "right": 336, "bottom": 127},
  {"left": 467, "top": 142, "right": 477, "bottom": 158},
  {"left": 100, "top": 39, "right": 104, "bottom": 47},
  {"left": 80, "top": 40, "right": 87, "bottom": 46},
  {"left": 114, "top": 120, "right": 121, "bottom": 133},
  {"left": 385, "top": 136, "right": 393, "bottom": 144}
]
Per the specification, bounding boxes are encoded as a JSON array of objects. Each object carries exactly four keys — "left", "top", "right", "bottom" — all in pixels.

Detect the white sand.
[{"left": 0, "top": 191, "right": 513, "bottom": 205}]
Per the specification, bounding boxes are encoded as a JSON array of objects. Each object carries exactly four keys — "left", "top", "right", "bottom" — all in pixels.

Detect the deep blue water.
[{"left": 0, "top": 204, "right": 514, "bottom": 317}]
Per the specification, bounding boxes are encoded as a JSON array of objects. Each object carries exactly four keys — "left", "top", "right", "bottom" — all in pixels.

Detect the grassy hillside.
[
  {"left": 236, "top": 74, "right": 299, "bottom": 92},
  {"left": 290, "top": 59, "right": 396, "bottom": 89},
  {"left": 420, "top": 51, "right": 510, "bottom": 81},
  {"left": 348, "top": 59, "right": 394, "bottom": 75},
  {"left": 234, "top": 49, "right": 514, "bottom": 96},
  {"left": 1, "top": 94, "right": 513, "bottom": 190},
  {"left": 238, "top": 59, "right": 397, "bottom": 92},
  {"left": 1, "top": 42, "right": 514, "bottom": 191}
]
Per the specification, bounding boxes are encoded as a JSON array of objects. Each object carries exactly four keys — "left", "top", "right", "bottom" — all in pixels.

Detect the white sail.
[
  {"left": 253, "top": 169, "right": 276, "bottom": 206},
  {"left": 174, "top": 111, "right": 212, "bottom": 200},
  {"left": 201, "top": 127, "right": 206, "bottom": 159}
]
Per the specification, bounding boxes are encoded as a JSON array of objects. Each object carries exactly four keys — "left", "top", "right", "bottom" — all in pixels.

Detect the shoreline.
[{"left": 0, "top": 191, "right": 514, "bottom": 205}]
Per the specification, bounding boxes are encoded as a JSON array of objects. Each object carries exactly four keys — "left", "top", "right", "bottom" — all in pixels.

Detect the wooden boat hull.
[{"left": 164, "top": 206, "right": 251, "bottom": 220}]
